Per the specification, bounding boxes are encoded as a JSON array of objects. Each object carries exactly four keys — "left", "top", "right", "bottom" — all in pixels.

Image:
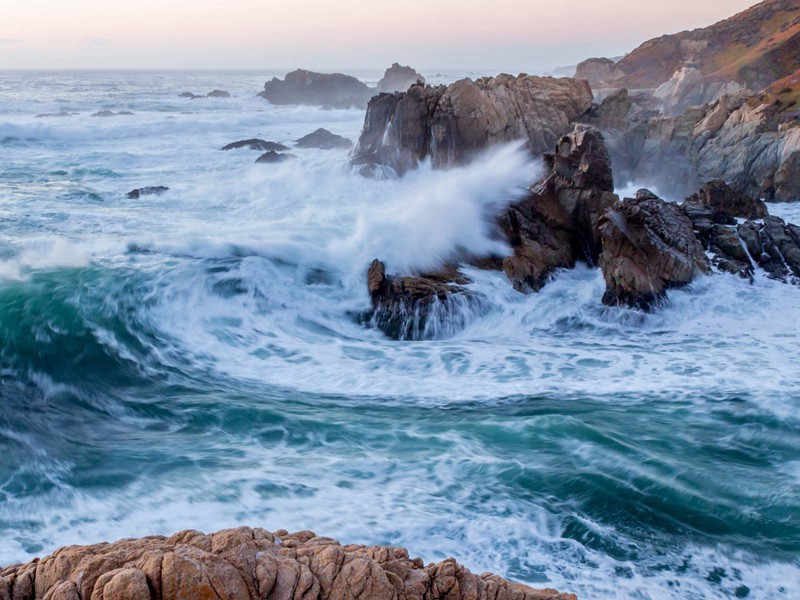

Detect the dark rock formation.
[
  {"left": 34, "top": 112, "right": 78, "bottom": 118},
  {"left": 499, "top": 125, "right": 618, "bottom": 292},
  {"left": 259, "top": 69, "right": 373, "bottom": 108},
  {"left": 295, "top": 128, "right": 353, "bottom": 150},
  {"left": 365, "top": 126, "right": 618, "bottom": 334},
  {"left": 351, "top": 75, "right": 594, "bottom": 175},
  {"left": 598, "top": 189, "right": 710, "bottom": 309},
  {"left": 207, "top": 90, "right": 232, "bottom": 98},
  {"left": 127, "top": 186, "right": 169, "bottom": 199},
  {"left": 222, "top": 139, "right": 290, "bottom": 152},
  {"left": 179, "top": 92, "right": 201, "bottom": 99},
  {"left": 366, "top": 260, "right": 487, "bottom": 340},
  {"left": 255, "top": 151, "right": 295, "bottom": 164},
  {"left": 0, "top": 526, "right": 574, "bottom": 600},
  {"left": 377, "top": 63, "right": 425, "bottom": 94},
  {"left": 92, "top": 110, "right": 134, "bottom": 117},
  {"left": 683, "top": 179, "right": 768, "bottom": 220}
]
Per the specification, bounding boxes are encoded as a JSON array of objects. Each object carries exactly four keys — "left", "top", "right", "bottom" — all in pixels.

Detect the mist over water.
[{"left": 1, "top": 71, "right": 799, "bottom": 599}]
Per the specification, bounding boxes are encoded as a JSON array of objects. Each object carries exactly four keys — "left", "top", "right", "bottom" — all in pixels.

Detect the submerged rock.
[
  {"left": 34, "top": 111, "right": 78, "bottom": 118},
  {"left": 598, "top": 189, "right": 710, "bottom": 309},
  {"left": 376, "top": 63, "right": 425, "bottom": 94},
  {"left": 259, "top": 69, "right": 373, "bottom": 108},
  {"left": 127, "top": 186, "right": 169, "bottom": 199},
  {"left": 222, "top": 139, "right": 290, "bottom": 151},
  {"left": 92, "top": 110, "right": 134, "bottom": 117},
  {"left": 295, "top": 128, "right": 353, "bottom": 149},
  {"left": 255, "top": 150, "right": 295, "bottom": 164},
  {"left": 0, "top": 526, "right": 575, "bottom": 600},
  {"left": 351, "top": 75, "right": 594, "bottom": 175},
  {"left": 206, "top": 89, "right": 231, "bottom": 98},
  {"left": 178, "top": 91, "right": 201, "bottom": 99}
]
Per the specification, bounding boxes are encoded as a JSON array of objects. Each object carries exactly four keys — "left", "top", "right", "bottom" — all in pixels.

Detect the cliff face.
[
  {"left": 608, "top": 0, "right": 800, "bottom": 91},
  {"left": 0, "top": 527, "right": 574, "bottom": 600},
  {"left": 351, "top": 75, "right": 594, "bottom": 175}
]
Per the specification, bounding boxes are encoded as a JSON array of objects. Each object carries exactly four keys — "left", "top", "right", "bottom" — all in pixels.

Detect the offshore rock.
[
  {"left": 598, "top": 189, "right": 710, "bottom": 309},
  {"left": 255, "top": 151, "right": 295, "bottom": 164},
  {"left": 366, "top": 260, "right": 484, "bottom": 340},
  {"left": 0, "top": 526, "right": 575, "bottom": 600},
  {"left": 127, "top": 186, "right": 169, "bottom": 199},
  {"left": 259, "top": 69, "right": 373, "bottom": 108},
  {"left": 222, "top": 139, "right": 290, "bottom": 151},
  {"left": 351, "top": 75, "right": 594, "bottom": 175},
  {"left": 207, "top": 89, "right": 232, "bottom": 98},
  {"left": 295, "top": 128, "right": 353, "bottom": 150},
  {"left": 377, "top": 63, "right": 425, "bottom": 94}
]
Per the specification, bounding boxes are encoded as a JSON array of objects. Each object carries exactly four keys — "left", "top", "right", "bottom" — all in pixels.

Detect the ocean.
[{"left": 1, "top": 70, "right": 799, "bottom": 599}]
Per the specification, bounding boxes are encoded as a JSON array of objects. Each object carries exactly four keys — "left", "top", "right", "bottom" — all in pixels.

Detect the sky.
[{"left": 0, "top": 0, "right": 759, "bottom": 72}]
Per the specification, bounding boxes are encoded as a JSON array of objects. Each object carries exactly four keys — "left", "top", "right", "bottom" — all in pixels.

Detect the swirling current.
[{"left": 1, "top": 71, "right": 799, "bottom": 599}]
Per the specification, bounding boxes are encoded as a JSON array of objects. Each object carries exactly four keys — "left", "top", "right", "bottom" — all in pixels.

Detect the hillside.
[{"left": 588, "top": 0, "right": 800, "bottom": 90}]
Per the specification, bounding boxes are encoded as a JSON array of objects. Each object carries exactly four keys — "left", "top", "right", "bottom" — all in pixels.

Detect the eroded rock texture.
[
  {"left": 351, "top": 75, "right": 594, "bottom": 175},
  {"left": 0, "top": 527, "right": 575, "bottom": 600},
  {"left": 598, "top": 190, "right": 710, "bottom": 309}
]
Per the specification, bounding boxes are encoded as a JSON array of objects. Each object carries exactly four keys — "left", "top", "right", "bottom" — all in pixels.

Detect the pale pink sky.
[{"left": 0, "top": 0, "right": 758, "bottom": 71}]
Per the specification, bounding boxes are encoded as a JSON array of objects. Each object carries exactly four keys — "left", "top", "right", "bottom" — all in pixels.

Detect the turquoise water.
[{"left": 1, "top": 71, "right": 799, "bottom": 599}]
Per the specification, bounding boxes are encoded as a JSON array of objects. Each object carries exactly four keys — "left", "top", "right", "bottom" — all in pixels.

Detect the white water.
[{"left": 1, "top": 71, "right": 799, "bottom": 600}]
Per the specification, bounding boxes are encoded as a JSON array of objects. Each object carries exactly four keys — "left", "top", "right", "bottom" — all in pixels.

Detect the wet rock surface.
[
  {"left": 598, "top": 189, "right": 710, "bottom": 309},
  {"left": 0, "top": 527, "right": 574, "bottom": 600},
  {"left": 222, "top": 139, "right": 291, "bottom": 152},
  {"left": 259, "top": 69, "right": 373, "bottom": 108},
  {"left": 351, "top": 75, "right": 594, "bottom": 175},
  {"left": 295, "top": 128, "right": 353, "bottom": 150},
  {"left": 255, "top": 151, "right": 296, "bottom": 164},
  {"left": 207, "top": 89, "right": 232, "bottom": 98},
  {"left": 127, "top": 186, "right": 169, "bottom": 199}
]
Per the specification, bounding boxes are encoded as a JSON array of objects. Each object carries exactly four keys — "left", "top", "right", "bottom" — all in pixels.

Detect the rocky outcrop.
[
  {"left": 259, "top": 70, "right": 373, "bottom": 109},
  {"left": 207, "top": 89, "right": 232, "bottom": 98},
  {"left": 366, "top": 260, "right": 483, "bottom": 340},
  {"left": 295, "top": 129, "right": 353, "bottom": 150},
  {"left": 351, "top": 75, "right": 594, "bottom": 175},
  {"left": 365, "top": 126, "right": 618, "bottom": 334},
  {"left": 255, "top": 151, "right": 295, "bottom": 164},
  {"left": 681, "top": 180, "right": 800, "bottom": 282},
  {"left": 377, "top": 63, "right": 425, "bottom": 94},
  {"left": 0, "top": 526, "right": 574, "bottom": 600},
  {"left": 127, "top": 186, "right": 169, "bottom": 199},
  {"left": 222, "top": 139, "right": 290, "bottom": 151},
  {"left": 35, "top": 112, "right": 78, "bottom": 118},
  {"left": 598, "top": 189, "right": 710, "bottom": 309}
]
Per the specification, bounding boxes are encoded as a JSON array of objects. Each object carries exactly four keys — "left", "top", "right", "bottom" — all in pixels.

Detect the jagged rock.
[
  {"left": 741, "top": 216, "right": 800, "bottom": 282},
  {"left": 127, "top": 186, "right": 169, "bottom": 199},
  {"left": 598, "top": 189, "right": 710, "bottom": 309},
  {"left": 351, "top": 75, "right": 594, "bottom": 175},
  {"left": 255, "top": 151, "right": 295, "bottom": 164},
  {"left": 376, "top": 63, "right": 425, "bottom": 94},
  {"left": 365, "top": 260, "right": 482, "bottom": 340},
  {"left": 683, "top": 180, "right": 768, "bottom": 221},
  {"left": 0, "top": 527, "right": 574, "bottom": 600},
  {"left": 222, "top": 139, "right": 290, "bottom": 151},
  {"left": 295, "top": 128, "right": 352, "bottom": 150},
  {"left": 207, "top": 89, "right": 231, "bottom": 98},
  {"left": 259, "top": 69, "right": 373, "bottom": 108}
]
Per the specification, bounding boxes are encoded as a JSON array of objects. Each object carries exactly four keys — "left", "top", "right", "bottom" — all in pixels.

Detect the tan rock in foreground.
[{"left": 0, "top": 527, "right": 575, "bottom": 600}]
